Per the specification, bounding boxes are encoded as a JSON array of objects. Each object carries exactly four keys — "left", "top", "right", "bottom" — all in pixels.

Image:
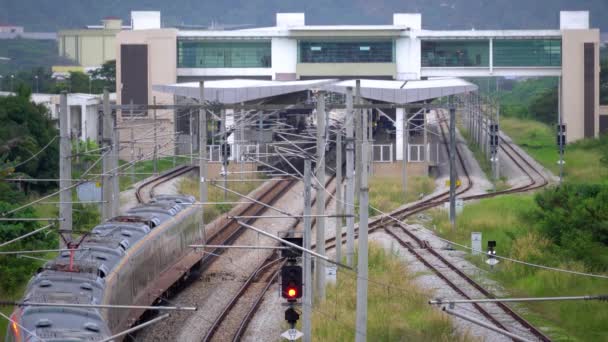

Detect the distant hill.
[{"left": 1, "top": 0, "right": 606, "bottom": 32}]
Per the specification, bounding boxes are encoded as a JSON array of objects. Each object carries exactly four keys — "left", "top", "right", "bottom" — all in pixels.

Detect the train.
[{"left": 6, "top": 194, "right": 202, "bottom": 342}]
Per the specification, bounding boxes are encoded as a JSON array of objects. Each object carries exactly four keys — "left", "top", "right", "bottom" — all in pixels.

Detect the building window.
[
  {"left": 493, "top": 39, "right": 561, "bottom": 67},
  {"left": 421, "top": 40, "right": 490, "bottom": 67},
  {"left": 299, "top": 40, "right": 393, "bottom": 63},
  {"left": 177, "top": 40, "right": 271, "bottom": 68}
]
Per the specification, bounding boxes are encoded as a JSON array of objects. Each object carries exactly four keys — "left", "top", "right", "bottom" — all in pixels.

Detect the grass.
[
  {"left": 178, "top": 175, "right": 261, "bottom": 222},
  {"left": 428, "top": 195, "right": 608, "bottom": 341},
  {"left": 310, "top": 244, "right": 472, "bottom": 341},
  {"left": 369, "top": 175, "right": 435, "bottom": 214},
  {"left": 500, "top": 117, "right": 608, "bottom": 184}
]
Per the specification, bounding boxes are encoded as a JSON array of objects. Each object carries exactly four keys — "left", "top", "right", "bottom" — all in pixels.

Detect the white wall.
[
  {"left": 395, "top": 36, "right": 421, "bottom": 80},
  {"left": 271, "top": 38, "right": 298, "bottom": 80},
  {"left": 396, "top": 108, "right": 404, "bottom": 160},
  {"left": 560, "top": 11, "right": 589, "bottom": 30},
  {"left": 131, "top": 11, "right": 161, "bottom": 30}
]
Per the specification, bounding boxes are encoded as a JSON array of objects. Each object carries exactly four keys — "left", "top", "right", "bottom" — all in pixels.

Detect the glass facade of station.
[
  {"left": 177, "top": 40, "right": 271, "bottom": 68},
  {"left": 421, "top": 40, "right": 490, "bottom": 67},
  {"left": 299, "top": 40, "right": 394, "bottom": 63},
  {"left": 493, "top": 39, "right": 561, "bottom": 67}
]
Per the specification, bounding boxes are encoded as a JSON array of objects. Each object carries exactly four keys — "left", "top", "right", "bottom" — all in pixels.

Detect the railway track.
[
  {"left": 320, "top": 109, "right": 551, "bottom": 340},
  {"left": 202, "top": 174, "right": 339, "bottom": 342},
  {"left": 135, "top": 164, "right": 197, "bottom": 203},
  {"left": 133, "top": 107, "right": 550, "bottom": 341}
]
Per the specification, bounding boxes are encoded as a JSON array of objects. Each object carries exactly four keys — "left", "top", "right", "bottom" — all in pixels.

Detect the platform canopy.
[
  {"left": 320, "top": 78, "right": 477, "bottom": 104},
  {"left": 152, "top": 79, "right": 336, "bottom": 104},
  {"left": 153, "top": 77, "right": 477, "bottom": 105}
]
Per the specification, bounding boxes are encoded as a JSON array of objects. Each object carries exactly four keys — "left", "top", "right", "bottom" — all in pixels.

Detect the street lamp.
[
  {"left": 34, "top": 75, "right": 39, "bottom": 93},
  {"left": 10, "top": 74, "right": 14, "bottom": 92},
  {"left": 0, "top": 75, "right": 3, "bottom": 91}
]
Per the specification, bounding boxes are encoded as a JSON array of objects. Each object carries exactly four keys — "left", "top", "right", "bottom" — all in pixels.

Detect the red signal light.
[{"left": 287, "top": 287, "right": 297, "bottom": 298}]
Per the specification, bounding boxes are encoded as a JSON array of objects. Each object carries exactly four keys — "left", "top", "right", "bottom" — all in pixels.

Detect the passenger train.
[{"left": 6, "top": 195, "right": 202, "bottom": 341}]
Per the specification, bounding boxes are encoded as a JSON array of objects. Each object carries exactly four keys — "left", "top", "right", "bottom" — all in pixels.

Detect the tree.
[
  {"left": 0, "top": 91, "right": 59, "bottom": 193},
  {"left": 528, "top": 87, "right": 558, "bottom": 125},
  {"left": 90, "top": 60, "right": 116, "bottom": 92}
]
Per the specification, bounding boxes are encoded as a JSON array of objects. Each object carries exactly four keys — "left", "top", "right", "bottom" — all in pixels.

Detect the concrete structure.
[
  {"left": 0, "top": 91, "right": 111, "bottom": 142},
  {"left": 58, "top": 17, "right": 125, "bottom": 68},
  {"left": 57, "top": 11, "right": 161, "bottom": 68},
  {"left": 116, "top": 10, "right": 601, "bottom": 143}
]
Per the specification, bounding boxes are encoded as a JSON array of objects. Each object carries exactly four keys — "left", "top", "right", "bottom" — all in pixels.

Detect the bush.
[{"left": 534, "top": 184, "right": 608, "bottom": 270}]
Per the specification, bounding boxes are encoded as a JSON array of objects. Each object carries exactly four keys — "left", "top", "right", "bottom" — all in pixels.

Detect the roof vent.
[
  {"left": 80, "top": 282, "right": 93, "bottom": 291},
  {"left": 35, "top": 319, "right": 52, "bottom": 328},
  {"left": 39, "top": 280, "right": 52, "bottom": 288},
  {"left": 119, "top": 240, "right": 130, "bottom": 251},
  {"left": 95, "top": 254, "right": 108, "bottom": 261},
  {"left": 83, "top": 322, "right": 100, "bottom": 332},
  {"left": 121, "top": 230, "right": 133, "bottom": 237}
]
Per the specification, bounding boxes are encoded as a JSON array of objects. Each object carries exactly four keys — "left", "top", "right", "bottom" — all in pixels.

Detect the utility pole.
[
  {"left": 112, "top": 108, "right": 120, "bottom": 215},
  {"left": 345, "top": 87, "right": 355, "bottom": 267},
  {"left": 189, "top": 110, "right": 194, "bottom": 165},
  {"left": 402, "top": 108, "right": 408, "bottom": 195},
  {"left": 558, "top": 76, "right": 564, "bottom": 185},
  {"left": 314, "top": 91, "right": 326, "bottom": 301},
  {"left": 130, "top": 127, "right": 135, "bottom": 184},
  {"left": 240, "top": 104, "right": 245, "bottom": 180},
  {"left": 59, "top": 92, "right": 72, "bottom": 244},
  {"left": 101, "top": 88, "right": 114, "bottom": 220},
  {"left": 355, "top": 113, "right": 370, "bottom": 342},
  {"left": 130, "top": 100, "right": 135, "bottom": 183},
  {"left": 199, "top": 81, "right": 208, "bottom": 241},
  {"left": 355, "top": 80, "right": 361, "bottom": 200},
  {"left": 302, "top": 158, "right": 312, "bottom": 342},
  {"left": 221, "top": 108, "right": 227, "bottom": 200},
  {"left": 423, "top": 107, "right": 428, "bottom": 163},
  {"left": 368, "top": 108, "right": 373, "bottom": 175},
  {"left": 153, "top": 96, "right": 158, "bottom": 175},
  {"left": 449, "top": 106, "right": 457, "bottom": 230},
  {"left": 335, "top": 129, "right": 342, "bottom": 264}
]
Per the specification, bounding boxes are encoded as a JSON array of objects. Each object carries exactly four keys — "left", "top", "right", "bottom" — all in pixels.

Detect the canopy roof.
[
  {"left": 152, "top": 77, "right": 477, "bottom": 104},
  {"left": 320, "top": 78, "right": 478, "bottom": 104},
  {"left": 152, "top": 79, "right": 335, "bottom": 104}
]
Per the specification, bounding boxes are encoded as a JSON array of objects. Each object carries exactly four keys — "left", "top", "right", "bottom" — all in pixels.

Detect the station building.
[{"left": 115, "top": 11, "right": 603, "bottom": 173}]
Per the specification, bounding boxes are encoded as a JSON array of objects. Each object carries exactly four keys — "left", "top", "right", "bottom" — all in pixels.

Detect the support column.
[
  {"left": 354, "top": 80, "right": 361, "bottom": 200},
  {"left": 449, "top": 106, "right": 456, "bottom": 230},
  {"left": 101, "top": 89, "right": 113, "bottom": 220},
  {"left": 355, "top": 135, "right": 369, "bottom": 342},
  {"left": 314, "top": 91, "right": 326, "bottom": 301},
  {"left": 221, "top": 108, "right": 227, "bottom": 200},
  {"left": 199, "top": 81, "right": 208, "bottom": 241},
  {"left": 302, "top": 158, "right": 312, "bottom": 342},
  {"left": 153, "top": 97, "right": 158, "bottom": 175},
  {"left": 402, "top": 108, "right": 408, "bottom": 195},
  {"left": 335, "top": 130, "right": 343, "bottom": 264},
  {"left": 59, "top": 92, "right": 72, "bottom": 243},
  {"left": 345, "top": 87, "right": 355, "bottom": 268},
  {"left": 112, "top": 111, "right": 120, "bottom": 215}
]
